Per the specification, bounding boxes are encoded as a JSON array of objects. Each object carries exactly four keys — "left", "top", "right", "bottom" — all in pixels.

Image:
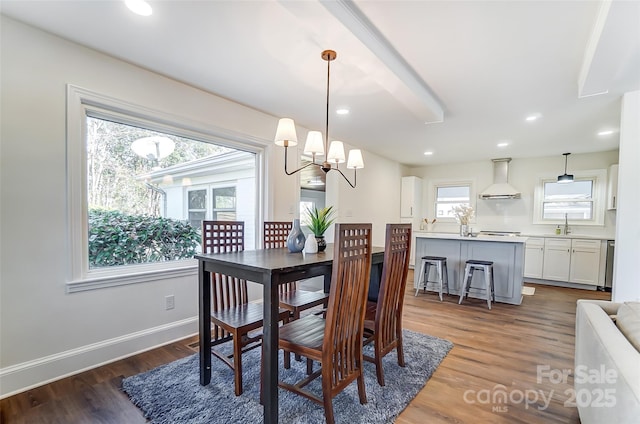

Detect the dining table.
[{"left": 196, "top": 244, "right": 385, "bottom": 424}]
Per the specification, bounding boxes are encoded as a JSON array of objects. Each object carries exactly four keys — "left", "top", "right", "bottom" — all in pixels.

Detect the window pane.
[
  {"left": 436, "top": 202, "right": 469, "bottom": 219},
  {"left": 86, "top": 116, "right": 254, "bottom": 268},
  {"left": 213, "top": 187, "right": 236, "bottom": 210},
  {"left": 437, "top": 186, "right": 470, "bottom": 201},
  {"left": 188, "top": 190, "right": 207, "bottom": 209},
  {"left": 543, "top": 201, "right": 593, "bottom": 220},
  {"left": 544, "top": 181, "right": 592, "bottom": 200}
]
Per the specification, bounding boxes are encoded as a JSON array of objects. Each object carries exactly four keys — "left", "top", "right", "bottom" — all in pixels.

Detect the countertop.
[
  {"left": 415, "top": 232, "right": 528, "bottom": 243},
  {"left": 521, "top": 234, "right": 614, "bottom": 241}
]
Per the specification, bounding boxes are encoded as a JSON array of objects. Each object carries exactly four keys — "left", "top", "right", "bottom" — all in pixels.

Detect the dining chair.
[
  {"left": 202, "top": 220, "right": 289, "bottom": 396},
  {"left": 362, "top": 223, "right": 412, "bottom": 386},
  {"left": 264, "top": 221, "right": 330, "bottom": 322},
  {"left": 271, "top": 223, "right": 372, "bottom": 424}
]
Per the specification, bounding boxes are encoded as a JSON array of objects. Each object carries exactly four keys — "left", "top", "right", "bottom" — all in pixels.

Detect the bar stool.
[
  {"left": 415, "top": 256, "right": 449, "bottom": 301},
  {"left": 459, "top": 259, "right": 495, "bottom": 309}
]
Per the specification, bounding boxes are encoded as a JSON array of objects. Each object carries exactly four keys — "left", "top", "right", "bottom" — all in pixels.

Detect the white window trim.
[
  {"left": 430, "top": 179, "right": 477, "bottom": 223},
  {"left": 66, "top": 85, "right": 266, "bottom": 293},
  {"left": 532, "top": 169, "right": 607, "bottom": 226}
]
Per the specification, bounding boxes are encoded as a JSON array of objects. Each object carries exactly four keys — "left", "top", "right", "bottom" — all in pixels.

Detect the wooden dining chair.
[
  {"left": 362, "top": 223, "right": 412, "bottom": 386},
  {"left": 203, "top": 220, "right": 289, "bottom": 396},
  {"left": 264, "top": 221, "right": 330, "bottom": 322},
  {"left": 273, "top": 223, "right": 372, "bottom": 424}
]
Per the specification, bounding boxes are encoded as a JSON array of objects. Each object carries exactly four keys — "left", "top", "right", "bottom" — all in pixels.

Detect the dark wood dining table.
[{"left": 196, "top": 244, "right": 385, "bottom": 424}]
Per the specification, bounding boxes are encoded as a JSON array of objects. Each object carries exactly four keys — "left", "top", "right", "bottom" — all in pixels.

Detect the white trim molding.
[{"left": 0, "top": 317, "right": 197, "bottom": 399}]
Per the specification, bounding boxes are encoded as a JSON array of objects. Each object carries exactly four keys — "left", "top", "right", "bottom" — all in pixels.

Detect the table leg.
[
  {"left": 199, "top": 261, "right": 212, "bottom": 385},
  {"left": 262, "top": 274, "right": 279, "bottom": 423}
]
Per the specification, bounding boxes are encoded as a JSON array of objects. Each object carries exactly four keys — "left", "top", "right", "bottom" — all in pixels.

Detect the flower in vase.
[{"left": 452, "top": 205, "right": 474, "bottom": 225}]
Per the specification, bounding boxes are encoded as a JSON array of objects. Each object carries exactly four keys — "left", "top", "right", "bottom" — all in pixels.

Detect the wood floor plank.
[{"left": 0, "top": 279, "right": 609, "bottom": 423}]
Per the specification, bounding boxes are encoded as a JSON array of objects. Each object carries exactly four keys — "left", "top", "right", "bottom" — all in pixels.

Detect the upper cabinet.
[
  {"left": 400, "top": 176, "right": 422, "bottom": 218},
  {"left": 607, "top": 164, "right": 619, "bottom": 210}
]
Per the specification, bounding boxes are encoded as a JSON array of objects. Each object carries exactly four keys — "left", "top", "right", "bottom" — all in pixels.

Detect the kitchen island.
[{"left": 414, "top": 233, "right": 527, "bottom": 305}]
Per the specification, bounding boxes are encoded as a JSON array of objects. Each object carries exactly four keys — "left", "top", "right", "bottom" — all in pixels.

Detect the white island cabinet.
[{"left": 414, "top": 233, "right": 526, "bottom": 305}]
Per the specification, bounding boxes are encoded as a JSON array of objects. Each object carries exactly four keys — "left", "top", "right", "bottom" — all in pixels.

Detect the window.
[
  {"left": 542, "top": 180, "right": 593, "bottom": 220},
  {"left": 434, "top": 184, "right": 472, "bottom": 220},
  {"left": 66, "top": 85, "right": 263, "bottom": 292},
  {"left": 533, "top": 169, "right": 607, "bottom": 226}
]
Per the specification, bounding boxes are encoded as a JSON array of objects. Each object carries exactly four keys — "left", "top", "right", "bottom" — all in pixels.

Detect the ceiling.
[{"left": 2, "top": 0, "right": 638, "bottom": 167}]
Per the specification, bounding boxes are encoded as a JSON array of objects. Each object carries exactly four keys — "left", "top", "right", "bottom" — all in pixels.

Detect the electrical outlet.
[{"left": 165, "top": 295, "right": 175, "bottom": 310}]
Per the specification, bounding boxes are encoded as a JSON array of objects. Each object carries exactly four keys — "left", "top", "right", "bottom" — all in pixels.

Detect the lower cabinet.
[
  {"left": 525, "top": 237, "right": 602, "bottom": 286},
  {"left": 569, "top": 239, "right": 602, "bottom": 285},
  {"left": 524, "top": 237, "right": 544, "bottom": 279},
  {"left": 542, "top": 238, "right": 571, "bottom": 281}
]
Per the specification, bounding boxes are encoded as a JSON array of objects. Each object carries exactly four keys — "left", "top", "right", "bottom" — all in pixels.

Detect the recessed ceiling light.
[
  {"left": 598, "top": 130, "right": 615, "bottom": 136},
  {"left": 125, "top": 0, "right": 152, "bottom": 16},
  {"left": 525, "top": 113, "right": 542, "bottom": 122},
  {"left": 423, "top": 151, "right": 433, "bottom": 156},
  {"left": 497, "top": 142, "right": 509, "bottom": 148},
  {"left": 336, "top": 108, "right": 349, "bottom": 115}
]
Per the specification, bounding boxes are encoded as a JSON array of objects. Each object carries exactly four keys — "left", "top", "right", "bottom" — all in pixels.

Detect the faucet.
[{"left": 564, "top": 213, "right": 570, "bottom": 235}]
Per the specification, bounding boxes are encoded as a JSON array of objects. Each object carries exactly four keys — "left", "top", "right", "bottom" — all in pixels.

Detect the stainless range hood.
[{"left": 479, "top": 158, "right": 521, "bottom": 199}]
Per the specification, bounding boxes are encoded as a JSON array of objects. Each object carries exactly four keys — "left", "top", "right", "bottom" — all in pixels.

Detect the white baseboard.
[{"left": 0, "top": 317, "right": 197, "bottom": 399}]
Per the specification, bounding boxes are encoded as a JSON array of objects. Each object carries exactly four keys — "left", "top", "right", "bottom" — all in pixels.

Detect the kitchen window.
[
  {"left": 533, "top": 170, "right": 607, "bottom": 226},
  {"left": 434, "top": 184, "right": 472, "bottom": 220}
]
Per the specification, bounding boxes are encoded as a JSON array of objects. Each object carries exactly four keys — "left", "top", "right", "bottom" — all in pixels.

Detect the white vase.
[{"left": 304, "top": 234, "right": 318, "bottom": 254}]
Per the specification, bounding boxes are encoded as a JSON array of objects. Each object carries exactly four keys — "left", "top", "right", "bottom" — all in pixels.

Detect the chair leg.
[
  {"left": 396, "top": 326, "right": 405, "bottom": 367},
  {"left": 322, "top": 382, "right": 335, "bottom": 424},
  {"left": 375, "top": 348, "right": 385, "bottom": 386},
  {"left": 306, "top": 358, "right": 313, "bottom": 375},
  {"left": 233, "top": 330, "right": 243, "bottom": 396},
  {"left": 357, "top": 368, "right": 368, "bottom": 405}
]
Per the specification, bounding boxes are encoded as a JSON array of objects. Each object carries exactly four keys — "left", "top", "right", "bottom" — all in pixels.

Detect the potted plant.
[{"left": 305, "top": 206, "right": 336, "bottom": 252}]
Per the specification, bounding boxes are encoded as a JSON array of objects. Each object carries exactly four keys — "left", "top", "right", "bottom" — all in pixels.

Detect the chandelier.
[{"left": 273, "top": 50, "right": 364, "bottom": 188}]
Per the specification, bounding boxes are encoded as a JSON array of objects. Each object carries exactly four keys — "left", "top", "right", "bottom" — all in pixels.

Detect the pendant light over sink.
[
  {"left": 273, "top": 50, "right": 364, "bottom": 188},
  {"left": 557, "top": 153, "right": 574, "bottom": 183}
]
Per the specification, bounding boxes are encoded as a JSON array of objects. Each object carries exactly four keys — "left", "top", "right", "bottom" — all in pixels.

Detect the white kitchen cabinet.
[
  {"left": 542, "top": 238, "right": 571, "bottom": 281},
  {"left": 569, "top": 239, "right": 601, "bottom": 286},
  {"left": 400, "top": 176, "right": 422, "bottom": 218},
  {"left": 607, "top": 164, "right": 619, "bottom": 210},
  {"left": 524, "top": 237, "right": 545, "bottom": 279}
]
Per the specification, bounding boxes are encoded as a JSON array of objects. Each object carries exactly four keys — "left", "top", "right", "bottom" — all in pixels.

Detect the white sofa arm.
[{"left": 575, "top": 301, "right": 640, "bottom": 424}]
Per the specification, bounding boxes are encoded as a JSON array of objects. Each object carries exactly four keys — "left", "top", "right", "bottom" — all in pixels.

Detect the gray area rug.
[{"left": 122, "top": 329, "right": 453, "bottom": 424}]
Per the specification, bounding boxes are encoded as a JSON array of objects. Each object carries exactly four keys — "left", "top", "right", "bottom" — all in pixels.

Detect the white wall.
[
  {"left": 613, "top": 90, "right": 640, "bottom": 302},
  {"left": 0, "top": 17, "right": 402, "bottom": 396},
  {"left": 408, "top": 151, "right": 619, "bottom": 239}
]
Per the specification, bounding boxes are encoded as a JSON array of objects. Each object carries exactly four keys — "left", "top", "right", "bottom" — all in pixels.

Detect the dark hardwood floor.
[{"left": 1, "top": 274, "right": 609, "bottom": 424}]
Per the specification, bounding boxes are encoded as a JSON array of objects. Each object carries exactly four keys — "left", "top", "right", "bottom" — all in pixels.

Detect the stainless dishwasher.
[{"left": 604, "top": 240, "right": 615, "bottom": 291}]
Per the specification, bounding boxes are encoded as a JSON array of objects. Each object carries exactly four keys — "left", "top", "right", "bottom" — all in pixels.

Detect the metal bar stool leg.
[
  {"left": 442, "top": 261, "right": 450, "bottom": 296},
  {"left": 484, "top": 265, "right": 492, "bottom": 310},
  {"left": 435, "top": 260, "right": 443, "bottom": 301},
  {"left": 415, "top": 259, "right": 427, "bottom": 296},
  {"left": 459, "top": 264, "right": 472, "bottom": 304}
]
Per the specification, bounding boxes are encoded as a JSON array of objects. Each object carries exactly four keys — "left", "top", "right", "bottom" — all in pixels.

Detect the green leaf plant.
[{"left": 305, "top": 206, "right": 336, "bottom": 237}]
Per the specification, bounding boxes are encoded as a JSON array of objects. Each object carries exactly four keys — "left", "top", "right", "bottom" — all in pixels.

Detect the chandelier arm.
[
  {"left": 283, "top": 145, "right": 322, "bottom": 176},
  {"left": 331, "top": 166, "right": 357, "bottom": 188}
]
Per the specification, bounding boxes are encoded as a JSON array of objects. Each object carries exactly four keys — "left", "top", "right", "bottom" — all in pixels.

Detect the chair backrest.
[
  {"left": 263, "top": 221, "right": 292, "bottom": 250},
  {"left": 263, "top": 221, "right": 297, "bottom": 293},
  {"left": 202, "top": 221, "right": 247, "bottom": 339},
  {"left": 323, "top": 223, "right": 372, "bottom": 388},
  {"left": 374, "top": 223, "right": 412, "bottom": 346}
]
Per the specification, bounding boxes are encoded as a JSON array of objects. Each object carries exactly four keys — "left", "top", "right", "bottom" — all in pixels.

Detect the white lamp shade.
[
  {"left": 274, "top": 118, "right": 298, "bottom": 147},
  {"left": 303, "top": 131, "right": 324, "bottom": 156},
  {"left": 347, "top": 149, "right": 364, "bottom": 169},
  {"left": 327, "top": 141, "right": 346, "bottom": 163}
]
